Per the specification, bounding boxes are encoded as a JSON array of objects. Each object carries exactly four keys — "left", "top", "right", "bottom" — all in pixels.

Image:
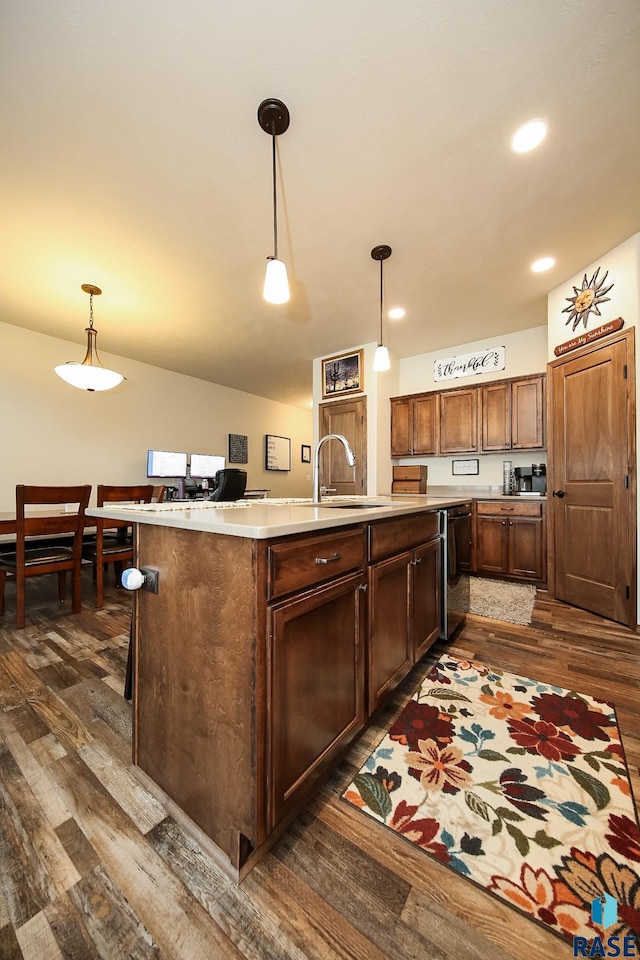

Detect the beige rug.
[{"left": 450, "top": 576, "right": 537, "bottom": 625}]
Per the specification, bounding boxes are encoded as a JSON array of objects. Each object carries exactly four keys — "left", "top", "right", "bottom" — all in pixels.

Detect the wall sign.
[
  {"left": 452, "top": 458, "right": 479, "bottom": 476},
  {"left": 554, "top": 317, "right": 624, "bottom": 357},
  {"left": 434, "top": 346, "right": 506, "bottom": 382},
  {"left": 265, "top": 434, "right": 291, "bottom": 472}
]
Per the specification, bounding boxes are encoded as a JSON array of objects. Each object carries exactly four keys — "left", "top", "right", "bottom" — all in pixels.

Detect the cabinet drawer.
[
  {"left": 475, "top": 500, "right": 542, "bottom": 518},
  {"left": 391, "top": 480, "right": 427, "bottom": 494},
  {"left": 267, "top": 528, "right": 365, "bottom": 599},
  {"left": 368, "top": 511, "right": 439, "bottom": 562}
]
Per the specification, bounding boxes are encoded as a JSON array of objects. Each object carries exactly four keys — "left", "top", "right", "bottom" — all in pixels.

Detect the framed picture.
[
  {"left": 265, "top": 434, "right": 291, "bottom": 472},
  {"left": 228, "top": 433, "right": 248, "bottom": 464},
  {"left": 301, "top": 444, "right": 311, "bottom": 463},
  {"left": 452, "top": 458, "right": 479, "bottom": 476},
  {"left": 322, "top": 349, "right": 364, "bottom": 399}
]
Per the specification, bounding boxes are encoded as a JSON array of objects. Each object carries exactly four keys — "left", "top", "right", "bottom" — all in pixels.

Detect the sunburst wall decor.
[{"left": 562, "top": 266, "right": 614, "bottom": 331}]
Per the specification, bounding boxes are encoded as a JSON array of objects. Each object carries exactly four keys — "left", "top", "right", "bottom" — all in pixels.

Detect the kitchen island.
[{"left": 87, "top": 496, "right": 463, "bottom": 880}]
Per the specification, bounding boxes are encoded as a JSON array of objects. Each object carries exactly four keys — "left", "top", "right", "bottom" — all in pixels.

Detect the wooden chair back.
[
  {"left": 2, "top": 484, "right": 92, "bottom": 628},
  {"left": 89, "top": 485, "right": 154, "bottom": 607}
]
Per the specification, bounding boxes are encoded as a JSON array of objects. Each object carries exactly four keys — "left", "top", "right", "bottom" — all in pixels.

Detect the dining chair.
[
  {"left": 82, "top": 485, "right": 154, "bottom": 608},
  {"left": 0, "top": 484, "right": 91, "bottom": 629},
  {"left": 152, "top": 485, "right": 166, "bottom": 503}
]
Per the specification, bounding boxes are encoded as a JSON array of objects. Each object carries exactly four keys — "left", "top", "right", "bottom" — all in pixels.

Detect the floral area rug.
[{"left": 342, "top": 655, "right": 640, "bottom": 945}]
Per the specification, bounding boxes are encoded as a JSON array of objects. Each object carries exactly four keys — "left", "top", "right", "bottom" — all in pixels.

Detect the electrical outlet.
[{"left": 139, "top": 567, "right": 159, "bottom": 594}]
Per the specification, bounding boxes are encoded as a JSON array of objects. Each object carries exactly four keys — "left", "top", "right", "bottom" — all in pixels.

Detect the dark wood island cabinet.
[{"left": 95, "top": 499, "right": 445, "bottom": 881}]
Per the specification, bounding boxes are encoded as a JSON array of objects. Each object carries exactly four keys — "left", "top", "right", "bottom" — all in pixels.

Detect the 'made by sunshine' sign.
[{"left": 434, "top": 346, "right": 506, "bottom": 382}]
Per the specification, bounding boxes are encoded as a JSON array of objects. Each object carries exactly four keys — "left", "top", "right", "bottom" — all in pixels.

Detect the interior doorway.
[
  {"left": 318, "top": 397, "right": 367, "bottom": 496},
  {"left": 547, "top": 328, "right": 636, "bottom": 627}
]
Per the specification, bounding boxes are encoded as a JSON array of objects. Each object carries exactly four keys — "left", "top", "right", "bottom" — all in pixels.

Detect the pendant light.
[
  {"left": 54, "top": 284, "right": 125, "bottom": 392},
  {"left": 258, "top": 98, "right": 290, "bottom": 304},
  {"left": 371, "top": 245, "right": 392, "bottom": 371}
]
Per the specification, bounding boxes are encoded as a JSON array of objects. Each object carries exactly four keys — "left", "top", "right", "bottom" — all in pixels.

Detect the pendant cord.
[
  {"left": 271, "top": 128, "right": 278, "bottom": 259},
  {"left": 379, "top": 259, "right": 384, "bottom": 346}
]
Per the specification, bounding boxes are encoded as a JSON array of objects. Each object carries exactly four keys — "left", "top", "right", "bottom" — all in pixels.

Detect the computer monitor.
[
  {"left": 189, "top": 453, "right": 226, "bottom": 479},
  {"left": 146, "top": 449, "right": 188, "bottom": 479}
]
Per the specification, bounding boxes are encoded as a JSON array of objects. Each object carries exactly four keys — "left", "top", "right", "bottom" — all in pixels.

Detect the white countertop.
[{"left": 86, "top": 495, "right": 467, "bottom": 540}]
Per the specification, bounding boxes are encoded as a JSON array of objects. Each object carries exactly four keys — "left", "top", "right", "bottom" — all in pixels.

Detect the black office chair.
[{"left": 209, "top": 469, "right": 247, "bottom": 501}]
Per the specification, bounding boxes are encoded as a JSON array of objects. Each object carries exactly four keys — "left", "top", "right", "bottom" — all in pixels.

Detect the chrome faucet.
[{"left": 312, "top": 434, "right": 356, "bottom": 503}]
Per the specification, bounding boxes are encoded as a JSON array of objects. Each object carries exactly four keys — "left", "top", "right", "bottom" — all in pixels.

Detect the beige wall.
[{"left": 0, "top": 321, "right": 313, "bottom": 511}]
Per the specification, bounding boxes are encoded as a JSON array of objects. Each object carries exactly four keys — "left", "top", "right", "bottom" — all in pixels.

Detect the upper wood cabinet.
[
  {"left": 439, "top": 388, "right": 478, "bottom": 454},
  {"left": 391, "top": 373, "right": 545, "bottom": 458},
  {"left": 390, "top": 394, "right": 438, "bottom": 457},
  {"left": 481, "top": 375, "right": 545, "bottom": 451}
]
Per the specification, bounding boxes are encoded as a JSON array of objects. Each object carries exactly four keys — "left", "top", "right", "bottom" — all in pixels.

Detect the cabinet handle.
[
  {"left": 358, "top": 583, "right": 368, "bottom": 592},
  {"left": 315, "top": 552, "right": 341, "bottom": 564},
  {"left": 410, "top": 557, "right": 422, "bottom": 566},
  {"left": 502, "top": 521, "right": 506, "bottom": 525},
  {"left": 509, "top": 521, "right": 513, "bottom": 525}
]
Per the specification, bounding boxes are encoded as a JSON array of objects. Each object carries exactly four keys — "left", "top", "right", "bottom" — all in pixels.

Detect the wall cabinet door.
[
  {"left": 412, "top": 395, "right": 438, "bottom": 455},
  {"left": 390, "top": 395, "right": 437, "bottom": 456},
  {"left": 481, "top": 381, "right": 511, "bottom": 451},
  {"left": 411, "top": 538, "right": 441, "bottom": 660},
  {"left": 268, "top": 571, "right": 366, "bottom": 830},
  {"left": 511, "top": 376, "right": 544, "bottom": 449},
  {"left": 439, "top": 388, "right": 478, "bottom": 454},
  {"left": 368, "top": 551, "right": 412, "bottom": 714},
  {"left": 390, "top": 398, "right": 412, "bottom": 457}
]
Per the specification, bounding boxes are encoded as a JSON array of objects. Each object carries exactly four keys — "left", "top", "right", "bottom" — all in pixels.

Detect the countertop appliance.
[
  {"left": 440, "top": 503, "right": 472, "bottom": 639},
  {"left": 514, "top": 463, "right": 546, "bottom": 495}
]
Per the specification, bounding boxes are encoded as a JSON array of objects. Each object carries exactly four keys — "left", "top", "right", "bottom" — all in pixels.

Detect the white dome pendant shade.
[
  {"left": 371, "top": 245, "right": 392, "bottom": 373},
  {"left": 258, "top": 99, "right": 291, "bottom": 305},
  {"left": 54, "top": 285, "right": 125, "bottom": 392}
]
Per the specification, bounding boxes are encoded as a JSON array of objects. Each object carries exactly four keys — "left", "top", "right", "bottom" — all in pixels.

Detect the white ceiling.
[{"left": 2, "top": 1, "right": 639, "bottom": 408}]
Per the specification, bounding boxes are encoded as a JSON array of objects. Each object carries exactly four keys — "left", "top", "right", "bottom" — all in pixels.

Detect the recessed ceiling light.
[
  {"left": 388, "top": 307, "right": 405, "bottom": 320},
  {"left": 531, "top": 257, "right": 555, "bottom": 273},
  {"left": 512, "top": 119, "right": 547, "bottom": 153}
]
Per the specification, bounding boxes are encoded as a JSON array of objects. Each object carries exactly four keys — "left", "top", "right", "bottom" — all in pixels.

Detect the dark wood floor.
[{"left": 0, "top": 571, "right": 638, "bottom": 959}]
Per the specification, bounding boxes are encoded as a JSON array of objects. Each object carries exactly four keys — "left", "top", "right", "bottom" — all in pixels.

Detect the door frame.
[{"left": 546, "top": 327, "right": 637, "bottom": 627}]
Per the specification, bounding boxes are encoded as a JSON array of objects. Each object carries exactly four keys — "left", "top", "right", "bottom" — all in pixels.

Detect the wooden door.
[
  {"left": 390, "top": 397, "right": 411, "bottom": 456},
  {"left": 320, "top": 397, "right": 366, "bottom": 495},
  {"left": 413, "top": 394, "right": 439, "bottom": 455},
  {"left": 481, "top": 381, "right": 511, "bottom": 451},
  {"left": 512, "top": 376, "right": 545, "bottom": 449},
  {"left": 439, "top": 388, "right": 478, "bottom": 454},
  {"left": 268, "top": 571, "right": 366, "bottom": 829},
  {"left": 411, "top": 538, "right": 441, "bottom": 660},
  {"left": 549, "top": 330, "right": 636, "bottom": 625},
  {"left": 367, "top": 551, "right": 412, "bottom": 714},
  {"left": 508, "top": 518, "right": 544, "bottom": 580}
]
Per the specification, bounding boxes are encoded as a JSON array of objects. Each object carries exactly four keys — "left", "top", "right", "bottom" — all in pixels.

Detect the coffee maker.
[{"left": 513, "top": 464, "right": 546, "bottom": 494}]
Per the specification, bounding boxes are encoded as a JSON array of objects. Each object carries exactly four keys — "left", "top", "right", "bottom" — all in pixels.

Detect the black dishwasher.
[{"left": 440, "top": 503, "right": 472, "bottom": 639}]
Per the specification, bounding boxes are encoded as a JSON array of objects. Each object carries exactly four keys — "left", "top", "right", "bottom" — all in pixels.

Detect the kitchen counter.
[{"left": 86, "top": 494, "right": 468, "bottom": 538}]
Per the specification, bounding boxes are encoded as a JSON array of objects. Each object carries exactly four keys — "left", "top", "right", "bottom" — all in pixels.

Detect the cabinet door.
[
  {"left": 390, "top": 397, "right": 412, "bottom": 456},
  {"left": 411, "top": 538, "right": 441, "bottom": 660},
  {"left": 475, "top": 516, "right": 509, "bottom": 574},
  {"left": 368, "top": 551, "right": 412, "bottom": 714},
  {"left": 511, "top": 376, "right": 544, "bottom": 449},
  {"left": 412, "top": 395, "right": 438, "bottom": 455},
  {"left": 439, "top": 388, "right": 478, "bottom": 453},
  {"left": 508, "top": 518, "right": 544, "bottom": 579},
  {"left": 481, "top": 381, "right": 511, "bottom": 451},
  {"left": 268, "top": 571, "right": 366, "bottom": 829}
]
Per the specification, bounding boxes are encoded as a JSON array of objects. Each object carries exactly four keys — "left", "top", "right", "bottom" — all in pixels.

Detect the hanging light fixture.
[
  {"left": 371, "top": 245, "right": 392, "bottom": 371},
  {"left": 258, "top": 98, "right": 290, "bottom": 304},
  {"left": 54, "top": 284, "right": 125, "bottom": 392}
]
